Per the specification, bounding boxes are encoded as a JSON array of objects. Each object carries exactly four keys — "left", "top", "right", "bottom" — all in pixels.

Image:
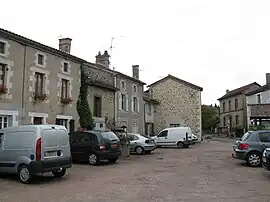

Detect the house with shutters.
[{"left": 0, "top": 28, "right": 84, "bottom": 131}]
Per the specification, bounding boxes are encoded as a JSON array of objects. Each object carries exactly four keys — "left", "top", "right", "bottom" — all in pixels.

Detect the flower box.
[
  {"left": 33, "top": 94, "right": 48, "bottom": 101},
  {"left": 60, "top": 97, "right": 73, "bottom": 105},
  {"left": 0, "top": 85, "right": 8, "bottom": 94}
]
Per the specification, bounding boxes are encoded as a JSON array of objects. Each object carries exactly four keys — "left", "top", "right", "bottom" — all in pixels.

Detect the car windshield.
[
  {"left": 101, "top": 132, "right": 119, "bottom": 141},
  {"left": 140, "top": 134, "right": 150, "bottom": 139},
  {"left": 241, "top": 132, "right": 252, "bottom": 141}
]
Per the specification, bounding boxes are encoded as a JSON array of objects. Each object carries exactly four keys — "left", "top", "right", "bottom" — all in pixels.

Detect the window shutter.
[
  {"left": 137, "top": 97, "right": 140, "bottom": 113},
  {"left": 125, "top": 94, "right": 129, "bottom": 111},
  {"left": 118, "top": 92, "right": 122, "bottom": 110},
  {"left": 131, "top": 97, "right": 134, "bottom": 112}
]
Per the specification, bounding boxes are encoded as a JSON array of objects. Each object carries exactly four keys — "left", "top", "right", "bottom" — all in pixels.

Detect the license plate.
[
  {"left": 45, "top": 151, "right": 57, "bottom": 157},
  {"left": 263, "top": 157, "right": 266, "bottom": 163},
  {"left": 111, "top": 144, "right": 118, "bottom": 148}
]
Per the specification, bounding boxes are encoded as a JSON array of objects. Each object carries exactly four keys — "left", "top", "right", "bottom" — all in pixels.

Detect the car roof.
[{"left": 0, "top": 124, "right": 66, "bottom": 133}]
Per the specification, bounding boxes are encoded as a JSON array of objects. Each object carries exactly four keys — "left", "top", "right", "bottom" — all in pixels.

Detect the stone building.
[
  {"left": 0, "top": 28, "right": 84, "bottom": 131},
  {"left": 90, "top": 51, "right": 146, "bottom": 133},
  {"left": 147, "top": 74, "right": 203, "bottom": 140},
  {"left": 217, "top": 82, "right": 261, "bottom": 132}
]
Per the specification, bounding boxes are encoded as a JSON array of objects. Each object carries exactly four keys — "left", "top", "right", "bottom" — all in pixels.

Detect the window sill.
[{"left": 0, "top": 53, "right": 7, "bottom": 58}]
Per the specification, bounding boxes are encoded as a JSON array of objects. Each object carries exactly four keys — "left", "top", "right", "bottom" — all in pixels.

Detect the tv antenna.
[{"left": 109, "top": 36, "right": 124, "bottom": 70}]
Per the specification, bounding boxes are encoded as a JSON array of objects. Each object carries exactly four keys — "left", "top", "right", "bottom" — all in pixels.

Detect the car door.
[
  {"left": 129, "top": 134, "right": 139, "bottom": 151},
  {"left": 156, "top": 130, "right": 168, "bottom": 146},
  {"left": 0, "top": 133, "right": 4, "bottom": 172},
  {"left": 257, "top": 132, "right": 270, "bottom": 151},
  {"left": 69, "top": 132, "right": 85, "bottom": 161}
]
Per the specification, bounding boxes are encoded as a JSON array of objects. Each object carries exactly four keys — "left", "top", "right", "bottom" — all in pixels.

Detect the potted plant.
[
  {"left": 61, "top": 97, "right": 73, "bottom": 105},
  {"left": 0, "top": 84, "right": 8, "bottom": 94},
  {"left": 33, "top": 93, "right": 48, "bottom": 101}
]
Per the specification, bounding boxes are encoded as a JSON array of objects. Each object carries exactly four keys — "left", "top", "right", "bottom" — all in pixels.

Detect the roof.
[
  {"left": 245, "top": 83, "right": 270, "bottom": 96},
  {"left": 0, "top": 28, "right": 85, "bottom": 63},
  {"left": 147, "top": 74, "right": 203, "bottom": 91},
  {"left": 217, "top": 82, "right": 261, "bottom": 100}
]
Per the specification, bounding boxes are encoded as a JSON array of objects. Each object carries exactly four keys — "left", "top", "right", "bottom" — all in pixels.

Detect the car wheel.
[
  {"left": 177, "top": 142, "right": 184, "bottom": 149},
  {"left": 247, "top": 152, "right": 261, "bottom": 167},
  {"left": 108, "top": 157, "right": 118, "bottom": 163},
  {"left": 52, "top": 168, "right": 66, "bottom": 178},
  {"left": 135, "top": 146, "right": 144, "bottom": 155},
  {"left": 18, "top": 165, "right": 32, "bottom": 184},
  {"left": 145, "top": 151, "right": 151, "bottom": 154},
  {"left": 88, "top": 153, "right": 100, "bottom": 165}
]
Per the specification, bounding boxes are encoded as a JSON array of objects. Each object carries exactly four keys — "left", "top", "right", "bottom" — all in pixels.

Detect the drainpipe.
[
  {"left": 21, "top": 45, "right": 27, "bottom": 122},
  {"left": 114, "top": 73, "right": 118, "bottom": 125}
]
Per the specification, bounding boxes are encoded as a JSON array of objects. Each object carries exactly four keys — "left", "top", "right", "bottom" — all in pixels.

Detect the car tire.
[
  {"left": 108, "top": 157, "right": 118, "bottom": 164},
  {"left": 145, "top": 151, "right": 151, "bottom": 154},
  {"left": 247, "top": 151, "right": 261, "bottom": 167},
  {"left": 177, "top": 142, "right": 184, "bottom": 149},
  {"left": 135, "top": 146, "right": 144, "bottom": 155},
  {"left": 52, "top": 168, "right": 66, "bottom": 178},
  {"left": 88, "top": 153, "right": 100, "bottom": 165},
  {"left": 18, "top": 165, "right": 32, "bottom": 184}
]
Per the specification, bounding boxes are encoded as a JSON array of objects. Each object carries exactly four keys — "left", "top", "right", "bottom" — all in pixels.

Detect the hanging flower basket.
[
  {"left": 0, "top": 85, "right": 8, "bottom": 94},
  {"left": 33, "top": 94, "right": 48, "bottom": 101},
  {"left": 61, "top": 97, "right": 73, "bottom": 105}
]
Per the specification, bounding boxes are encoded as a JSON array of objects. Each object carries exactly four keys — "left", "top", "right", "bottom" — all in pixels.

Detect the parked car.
[
  {"left": 152, "top": 127, "right": 193, "bottom": 148},
  {"left": 262, "top": 148, "right": 270, "bottom": 170},
  {"left": 0, "top": 125, "right": 72, "bottom": 184},
  {"left": 232, "top": 130, "right": 270, "bottom": 167},
  {"left": 127, "top": 133, "right": 156, "bottom": 155},
  {"left": 69, "top": 130, "right": 121, "bottom": 165},
  {"left": 192, "top": 134, "right": 198, "bottom": 144}
]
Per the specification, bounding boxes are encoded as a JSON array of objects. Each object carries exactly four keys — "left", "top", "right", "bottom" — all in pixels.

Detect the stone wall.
[{"left": 150, "top": 78, "right": 202, "bottom": 139}]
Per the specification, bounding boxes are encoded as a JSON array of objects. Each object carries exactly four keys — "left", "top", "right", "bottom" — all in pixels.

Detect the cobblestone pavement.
[{"left": 1, "top": 141, "right": 270, "bottom": 202}]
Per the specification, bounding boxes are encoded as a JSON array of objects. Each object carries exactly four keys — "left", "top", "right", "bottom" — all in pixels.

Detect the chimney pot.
[
  {"left": 226, "top": 89, "right": 229, "bottom": 93},
  {"left": 59, "top": 38, "right": 72, "bottom": 54},
  {"left": 132, "top": 65, "right": 140, "bottom": 79},
  {"left": 95, "top": 50, "right": 110, "bottom": 68},
  {"left": 266, "top": 73, "right": 270, "bottom": 84}
]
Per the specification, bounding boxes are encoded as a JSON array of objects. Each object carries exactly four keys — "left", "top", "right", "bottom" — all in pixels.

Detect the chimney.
[
  {"left": 59, "top": 38, "right": 72, "bottom": 54},
  {"left": 266, "top": 73, "right": 270, "bottom": 84},
  {"left": 226, "top": 89, "right": 229, "bottom": 93},
  {"left": 95, "top": 50, "right": 110, "bottom": 68},
  {"left": 132, "top": 65, "right": 139, "bottom": 79}
]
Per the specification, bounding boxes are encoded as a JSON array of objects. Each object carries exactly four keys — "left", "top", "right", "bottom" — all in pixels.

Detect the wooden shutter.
[{"left": 125, "top": 94, "right": 129, "bottom": 111}]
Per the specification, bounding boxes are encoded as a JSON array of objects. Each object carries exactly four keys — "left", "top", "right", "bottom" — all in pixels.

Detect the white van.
[
  {"left": 0, "top": 125, "right": 72, "bottom": 184},
  {"left": 153, "top": 127, "right": 193, "bottom": 148}
]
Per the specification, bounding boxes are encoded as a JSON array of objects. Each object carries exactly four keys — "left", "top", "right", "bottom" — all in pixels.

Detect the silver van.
[{"left": 0, "top": 124, "right": 72, "bottom": 183}]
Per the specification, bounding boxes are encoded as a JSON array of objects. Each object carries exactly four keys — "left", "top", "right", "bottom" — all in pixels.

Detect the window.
[
  {"left": 258, "top": 132, "right": 270, "bottom": 143},
  {"left": 129, "top": 134, "right": 139, "bottom": 141},
  {"left": 0, "top": 116, "right": 9, "bottom": 129},
  {"left": 132, "top": 97, "right": 138, "bottom": 112},
  {"left": 236, "top": 115, "right": 239, "bottom": 126},
  {"left": 133, "top": 85, "right": 137, "bottom": 92},
  {"left": 257, "top": 94, "right": 261, "bottom": 104},
  {"left": 158, "top": 130, "right": 168, "bottom": 137},
  {"left": 56, "top": 118, "right": 68, "bottom": 129},
  {"left": 146, "top": 103, "right": 152, "bottom": 114},
  {"left": 33, "top": 117, "right": 43, "bottom": 125},
  {"left": 63, "top": 62, "right": 69, "bottom": 73},
  {"left": 0, "top": 42, "right": 5, "bottom": 54},
  {"left": 120, "top": 94, "right": 127, "bottom": 110},
  {"left": 61, "top": 79, "right": 69, "bottom": 98},
  {"left": 229, "top": 101, "right": 231, "bottom": 111},
  {"left": 121, "top": 81, "right": 125, "bottom": 89},
  {"left": 170, "top": 124, "right": 180, "bottom": 127},
  {"left": 235, "top": 99, "right": 238, "bottom": 110},
  {"left": 223, "top": 117, "right": 226, "bottom": 127},
  {"left": 222, "top": 102, "right": 225, "bottom": 112},
  {"left": 34, "top": 72, "right": 44, "bottom": 96},
  {"left": 0, "top": 63, "right": 6, "bottom": 85},
  {"left": 37, "top": 54, "right": 44, "bottom": 65},
  {"left": 94, "top": 96, "right": 102, "bottom": 117}
]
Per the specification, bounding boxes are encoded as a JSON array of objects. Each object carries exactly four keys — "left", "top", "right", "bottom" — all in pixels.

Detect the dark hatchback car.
[
  {"left": 262, "top": 148, "right": 270, "bottom": 170},
  {"left": 232, "top": 130, "right": 270, "bottom": 167},
  {"left": 69, "top": 131, "right": 121, "bottom": 165}
]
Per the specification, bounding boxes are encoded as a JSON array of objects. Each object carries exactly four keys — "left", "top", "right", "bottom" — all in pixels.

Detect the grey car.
[
  {"left": 232, "top": 130, "right": 270, "bottom": 167},
  {"left": 127, "top": 133, "right": 156, "bottom": 155}
]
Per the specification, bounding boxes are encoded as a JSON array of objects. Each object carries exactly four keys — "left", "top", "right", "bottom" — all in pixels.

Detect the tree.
[
  {"left": 201, "top": 104, "right": 220, "bottom": 132},
  {"left": 76, "top": 65, "right": 94, "bottom": 130}
]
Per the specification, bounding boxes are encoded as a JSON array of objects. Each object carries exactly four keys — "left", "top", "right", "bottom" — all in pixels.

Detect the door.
[
  {"left": 156, "top": 130, "right": 168, "bottom": 146},
  {"left": 258, "top": 132, "right": 270, "bottom": 151},
  {"left": 129, "top": 134, "right": 139, "bottom": 151},
  {"left": 69, "top": 132, "right": 85, "bottom": 161}
]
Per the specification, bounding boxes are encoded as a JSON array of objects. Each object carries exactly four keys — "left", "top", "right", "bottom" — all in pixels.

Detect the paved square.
[{"left": 1, "top": 140, "right": 270, "bottom": 202}]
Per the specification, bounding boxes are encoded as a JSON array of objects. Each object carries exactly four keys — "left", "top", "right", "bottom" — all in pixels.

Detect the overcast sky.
[{"left": 1, "top": 0, "right": 270, "bottom": 105}]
